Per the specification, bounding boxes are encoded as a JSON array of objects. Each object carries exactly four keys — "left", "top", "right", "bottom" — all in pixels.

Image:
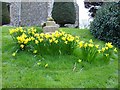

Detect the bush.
[
  {"left": 2, "top": 2, "right": 10, "bottom": 25},
  {"left": 90, "top": 2, "right": 120, "bottom": 48},
  {"left": 52, "top": 2, "right": 76, "bottom": 27}
]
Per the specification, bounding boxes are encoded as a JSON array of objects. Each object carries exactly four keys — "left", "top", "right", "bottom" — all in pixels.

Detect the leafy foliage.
[
  {"left": 90, "top": 2, "right": 120, "bottom": 48},
  {"left": 84, "top": 0, "right": 103, "bottom": 17},
  {"left": 52, "top": 2, "right": 76, "bottom": 27}
]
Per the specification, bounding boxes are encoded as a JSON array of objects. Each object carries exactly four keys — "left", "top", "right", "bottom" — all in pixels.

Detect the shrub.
[
  {"left": 2, "top": 2, "right": 10, "bottom": 25},
  {"left": 52, "top": 2, "right": 76, "bottom": 27},
  {"left": 90, "top": 2, "right": 120, "bottom": 48}
]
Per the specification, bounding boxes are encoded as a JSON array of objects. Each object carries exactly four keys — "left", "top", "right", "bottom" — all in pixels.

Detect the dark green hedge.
[
  {"left": 2, "top": 2, "right": 10, "bottom": 25},
  {"left": 52, "top": 2, "right": 76, "bottom": 27},
  {"left": 90, "top": 2, "right": 120, "bottom": 48}
]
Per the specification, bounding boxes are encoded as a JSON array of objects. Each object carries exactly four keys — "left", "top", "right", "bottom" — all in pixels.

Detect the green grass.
[{"left": 2, "top": 26, "right": 119, "bottom": 88}]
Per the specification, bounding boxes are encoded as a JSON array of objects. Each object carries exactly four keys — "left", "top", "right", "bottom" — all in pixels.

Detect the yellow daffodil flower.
[
  {"left": 62, "top": 37, "right": 66, "bottom": 41},
  {"left": 105, "top": 47, "right": 108, "bottom": 50},
  {"left": 64, "top": 41, "right": 68, "bottom": 44},
  {"left": 98, "top": 50, "right": 101, "bottom": 53},
  {"left": 24, "top": 38, "right": 29, "bottom": 44},
  {"left": 95, "top": 45, "right": 99, "bottom": 48},
  {"left": 37, "top": 62, "right": 41, "bottom": 66},
  {"left": 78, "top": 59, "right": 82, "bottom": 63},
  {"left": 33, "top": 50, "right": 37, "bottom": 54},
  {"left": 20, "top": 44, "right": 24, "bottom": 48},
  {"left": 52, "top": 37, "right": 56, "bottom": 41},
  {"left": 45, "top": 34, "right": 51, "bottom": 39},
  {"left": 114, "top": 48, "right": 117, "bottom": 53},
  {"left": 101, "top": 48, "right": 105, "bottom": 52},
  {"left": 105, "top": 54, "right": 109, "bottom": 57},
  {"left": 88, "top": 43, "right": 94, "bottom": 47},
  {"left": 76, "top": 40, "right": 79, "bottom": 43},
  {"left": 105, "top": 42, "right": 113, "bottom": 48},
  {"left": 34, "top": 33, "right": 39, "bottom": 37},
  {"left": 49, "top": 39, "right": 53, "bottom": 43},
  {"left": 89, "top": 39, "right": 93, "bottom": 43},
  {"left": 84, "top": 43, "right": 88, "bottom": 48},
  {"left": 79, "top": 41, "right": 84, "bottom": 48},
  {"left": 12, "top": 52, "right": 16, "bottom": 56},
  {"left": 35, "top": 40, "right": 39, "bottom": 44},
  {"left": 20, "top": 29, "right": 23, "bottom": 32},
  {"left": 40, "top": 33, "right": 44, "bottom": 37},
  {"left": 54, "top": 40, "right": 58, "bottom": 44},
  {"left": 39, "top": 38, "right": 44, "bottom": 42},
  {"left": 45, "top": 64, "right": 48, "bottom": 68},
  {"left": 30, "top": 37, "right": 35, "bottom": 41}
]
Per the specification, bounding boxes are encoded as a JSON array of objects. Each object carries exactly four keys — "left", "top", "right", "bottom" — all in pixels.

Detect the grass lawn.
[{"left": 2, "top": 26, "right": 119, "bottom": 88}]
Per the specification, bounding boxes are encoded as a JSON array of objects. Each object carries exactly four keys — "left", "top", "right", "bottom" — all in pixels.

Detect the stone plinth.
[
  {"left": 46, "top": 21, "right": 56, "bottom": 26},
  {"left": 43, "top": 21, "right": 59, "bottom": 33}
]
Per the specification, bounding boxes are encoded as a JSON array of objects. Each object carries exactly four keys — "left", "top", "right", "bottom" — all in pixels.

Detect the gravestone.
[
  {"left": 10, "top": 2, "right": 49, "bottom": 26},
  {"left": 43, "top": 20, "right": 59, "bottom": 33}
]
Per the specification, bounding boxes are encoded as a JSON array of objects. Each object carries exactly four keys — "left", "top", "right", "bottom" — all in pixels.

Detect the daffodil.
[
  {"left": 78, "top": 59, "right": 82, "bottom": 63},
  {"left": 61, "top": 31, "right": 65, "bottom": 35},
  {"left": 20, "top": 29, "right": 23, "bottom": 32},
  {"left": 55, "top": 31, "right": 60, "bottom": 37},
  {"left": 52, "top": 37, "right": 56, "bottom": 41},
  {"left": 9, "top": 29, "right": 14, "bottom": 34},
  {"left": 33, "top": 50, "right": 37, "bottom": 54},
  {"left": 24, "top": 38, "right": 29, "bottom": 44},
  {"left": 76, "top": 40, "right": 79, "bottom": 43},
  {"left": 35, "top": 40, "right": 39, "bottom": 44},
  {"left": 45, "top": 64, "right": 48, "bottom": 68},
  {"left": 88, "top": 43, "right": 94, "bottom": 47},
  {"left": 34, "top": 33, "right": 39, "bottom": 37},
  {"left": 12, "top": 52, "right": 16, "bottom": 56},
  {"left": 37, "top": 62, "right": 41, "bottom": 66},
  {"left": 105, "top": 54, "right": 109, "bottom": 57},
  {"left": 84, "top": 43, "right": 88, "bottom": 48},
  {"left": 39, "top": 38, "right": 44, "bottom": 42},
  {"left": 89, "top": 39, "right": 93, "bottom": 43},
  {"left": 49, "top": 39, "right": 53, "bottom": 43},
  {"left": 105, "top": 42, "right": 113, "bottom": 48},
  {"left": 20, "top": 44, "right": 24, "bottom": 48},
  {"left": 30, "top": 37, "right": 35, "bottom": 41},
  {"left": 101, "top": 48, "right": 105, "bottom": 52},
  {"left": 45, "top": 34, "right": 51, "bottom": 39},
  {"left": 64, "top": 41, "right": 68, "bottom": 44},
  {"left": 79, "top": 41, "right": 84, "bottom": 48},
  {"left": 105, "top": 47, "right": 108, "bottom": 50},
  {"left": 75, "top": 36, "right": 79, "bottom": 39},
  {"left": 114, "top": 48, "right": 117, "bottom": 53},
  {"left": 95, "top": 45, "right": 99, "bottom": 48},
  {"left": 54, "top": 40, "right": 58, "bottom": 44},
  {"left": 62, "top": 37, "right": 66, "bottom": 41},
  {"left": 98, "top": 50, "right": 101, "bottom": 53},
  {"left": 40, "top": 33, "right": 44, "bottom": 37}
]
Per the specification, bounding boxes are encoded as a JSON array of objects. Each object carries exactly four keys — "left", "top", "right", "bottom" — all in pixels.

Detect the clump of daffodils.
[
  {"left": 10, "top": 27, "right": 80, "bottom": 55},
  {"left": 77, "top": 38, "right": 117, "bottom": 62},
  {"left": 10, "top": 27, "right": 118, "bottom": 63}
]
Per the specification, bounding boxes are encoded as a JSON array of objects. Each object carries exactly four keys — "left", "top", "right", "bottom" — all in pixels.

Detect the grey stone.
[
  {"left": 43, "top": 21, "right": 59, "bottom": 33},
  {"left": 9, "top": 0, "right": 79, "bottom": 27}
]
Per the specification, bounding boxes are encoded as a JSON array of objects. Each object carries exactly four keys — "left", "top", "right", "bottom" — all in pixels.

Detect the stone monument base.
[
  {"left": 43, "top": 25, "right": 59, "bottom": 33},
  {"left": 43, "top": 21, "right": 59, "bottom": 33}
]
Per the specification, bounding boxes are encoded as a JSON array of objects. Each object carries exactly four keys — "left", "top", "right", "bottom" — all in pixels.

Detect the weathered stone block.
[
  {"left": 43, "top": 25, "right": 59, "bottom": 33},
  {"left": 46, "top": 21, "right": 56, "bottom": 26}
]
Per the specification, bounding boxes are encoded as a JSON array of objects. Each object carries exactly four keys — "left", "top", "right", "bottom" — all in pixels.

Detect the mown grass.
[{"left": 2, "top": 26, "right": 119, "bottom": 88}]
